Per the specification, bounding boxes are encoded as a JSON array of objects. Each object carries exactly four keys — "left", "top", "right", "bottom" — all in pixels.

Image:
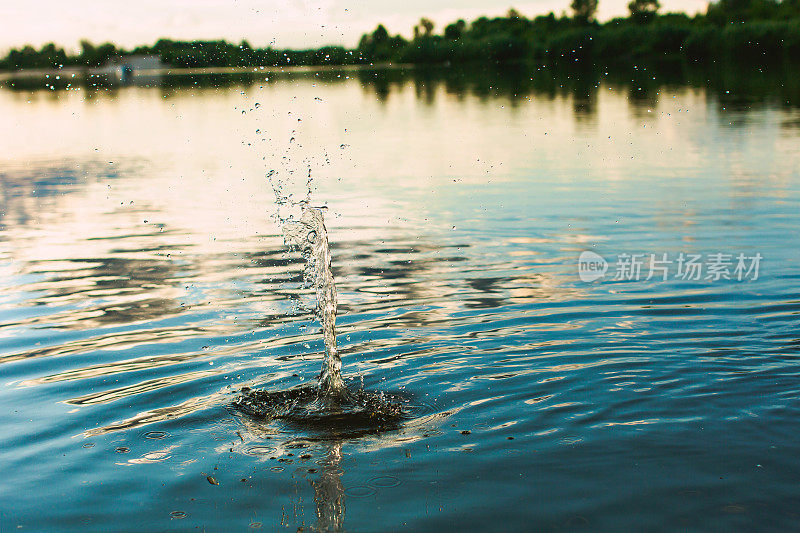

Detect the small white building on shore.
[{"left": 97, "top": 55, "right": 165, "bottom": 81}]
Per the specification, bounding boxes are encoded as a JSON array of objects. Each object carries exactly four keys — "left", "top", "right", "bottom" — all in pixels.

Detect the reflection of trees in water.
[
  {"left": 356, "top": 64, "right": 604, "bottom": 117},
  {"left": 6, "top": 60, "right": 799, "bottom": 117},
  {"left": 353, "top": 61, "right": 800, "bottom": 116},
  {"left": 569, "top": 66, "right": 600, "bottom": 122},
  {"left": 626, "top": 66, "right": 666, "bottom": 118},
  {"left": 413, "top": 75, "right": 436, "bottom": 106}
]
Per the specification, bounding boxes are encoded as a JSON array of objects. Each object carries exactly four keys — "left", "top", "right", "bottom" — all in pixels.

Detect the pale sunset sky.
[{"left": 2, "top": 0, "right": 710, "bottom": 52}]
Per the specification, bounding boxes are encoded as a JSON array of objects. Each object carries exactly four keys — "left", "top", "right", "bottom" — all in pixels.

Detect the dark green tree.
[
  {"left": 357, "top": 24, "right": 405, "bottom": 62},
  {"left": 444, "top": 19, "right": 467, "bottom": 40},
  {"left": 414, "top": 18, "right": 435, "bottom": 39},
  {"left": 571, "top": 0, "right": 599, "bottom": 24},
  {"left": 628, "top": 0, "right": 660, "bottom": 23},
  {"left": 705, "top": 0, "right": 783, "bottom": 24},
  {"left": 372, "top": 24, "right": 390, "bottom": 43},
  {"left": 78, "top": 40, "right": 117, "bottom": 67},
  {"left": 38, "top": 43, "right": 68, "bottom": 68}
]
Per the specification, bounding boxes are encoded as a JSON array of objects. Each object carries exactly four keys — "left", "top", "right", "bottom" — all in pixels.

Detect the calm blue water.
[{"left": 1, "top": 65, "right": 800, "bottom": 531}]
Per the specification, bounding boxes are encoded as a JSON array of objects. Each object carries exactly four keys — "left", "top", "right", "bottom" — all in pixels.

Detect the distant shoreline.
[
  {"left": 0, "top": 62, "right": 412, "bottom": 83},
  {"left": 2, "top": 1, "right": 799, "bottom": 75}
]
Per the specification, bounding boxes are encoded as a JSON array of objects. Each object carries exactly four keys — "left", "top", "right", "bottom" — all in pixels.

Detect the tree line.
[
  {"left": 356, "top": 0, "right": 800, "bottom": 64},
  {"left": 2, "top": 0, "right": 799, "bottom": 72}
]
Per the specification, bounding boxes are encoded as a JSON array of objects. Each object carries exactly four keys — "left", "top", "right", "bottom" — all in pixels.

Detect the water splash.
[
  {"left": 234, "top": 199, "right": 408, "bottom": 432},
  {"left": 234, "top": 147, "right": 408, "bottom": 429},
  {"left": 282, "top": 204, "right": 346, "bottom": 398}
]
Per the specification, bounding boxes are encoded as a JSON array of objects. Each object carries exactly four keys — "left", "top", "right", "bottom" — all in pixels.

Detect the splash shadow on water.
[{"left": 233, "top": 383, "right": 409, "bottom": 438}]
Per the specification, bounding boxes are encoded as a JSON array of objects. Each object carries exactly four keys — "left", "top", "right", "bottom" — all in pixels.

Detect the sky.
[{"left": 2, "top": 0, "right": 710, "bottom": 52}]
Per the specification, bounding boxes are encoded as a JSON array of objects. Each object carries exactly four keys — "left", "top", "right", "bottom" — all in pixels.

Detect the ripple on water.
[
  {"left": 345, "top": 485, "right": 377, "bottom": 498},
  {"left": 368, "top": 475, "right": 401, "bottom": 488},
  {"left": 0, "top": 76, "right": 798, "bottom": 533},
  {"left": 244, "top": 446, "right": 275, "bottom": 457},
  {"left": 121, "top": 449, "right": 175, "bottom": 465}
]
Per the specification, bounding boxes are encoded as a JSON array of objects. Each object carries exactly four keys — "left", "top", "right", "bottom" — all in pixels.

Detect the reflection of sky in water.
[
  {"left": 2, "top": 69, "right": 798, "bottom": 266},
  {"left": 1, "top": 68, "right": 800, "bottom": 530}
]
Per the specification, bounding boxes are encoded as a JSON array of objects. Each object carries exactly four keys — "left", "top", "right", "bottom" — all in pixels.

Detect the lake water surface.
[{"left": 2, "top": 64, "right": 800, "bottom": 531}]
